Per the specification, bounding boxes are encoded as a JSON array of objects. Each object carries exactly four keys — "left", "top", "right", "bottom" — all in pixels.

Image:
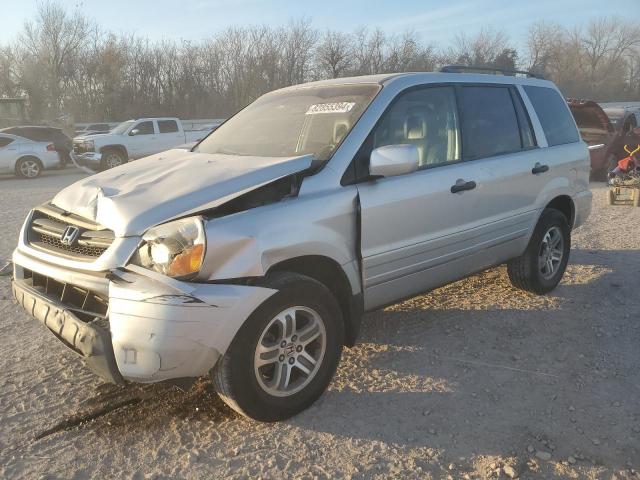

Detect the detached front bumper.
[
  {"left": 72, "top": 151, "right": 102, "bottom": 168},
  {"left": 12, "top": 251, "right": 277, "bottom": 384},
  {"left": 12, "top": 278, "right": 124, "bottom": 384}
]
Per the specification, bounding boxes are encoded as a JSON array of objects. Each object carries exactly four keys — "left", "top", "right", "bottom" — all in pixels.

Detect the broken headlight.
[{"left": 133, "top": 217, "right": 206, "bottom": 279}]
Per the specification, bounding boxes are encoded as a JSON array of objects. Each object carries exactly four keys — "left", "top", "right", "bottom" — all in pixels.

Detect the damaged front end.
[
  {"left": 10, "top": 151, "right": 319, "bottom": 384},
  {"left": 11, "top": 254, "right": 276, "bottom": 383}
]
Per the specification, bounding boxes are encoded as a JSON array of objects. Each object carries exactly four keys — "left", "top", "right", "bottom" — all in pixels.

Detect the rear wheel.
[
  {"left": 213, "top": 272, "right": 344, "bottom": 421},
  {"left": 100, "top": 149, "right": 127, "bottom": 170},
  {"left": 608, "top": 188, "right": 616, "bottom": 205},
  {"left": 15, "top": 156, "right": 42, "bottom": 179},
  {"left": 507, "top": 209, "right": 571, "bottom": 295}
]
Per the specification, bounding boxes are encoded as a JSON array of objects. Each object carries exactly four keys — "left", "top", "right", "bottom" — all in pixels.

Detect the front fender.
[{"left": 199, "top": 187, "right": 359, "bottom": 284}]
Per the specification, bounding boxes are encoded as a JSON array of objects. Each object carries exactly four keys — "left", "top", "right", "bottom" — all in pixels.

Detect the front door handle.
[
  {"left": 451, "top": 179, "right": 477, "bottom": 193},
  {"left": 532, "top": 163, "right": 549, "bottom": 174}
]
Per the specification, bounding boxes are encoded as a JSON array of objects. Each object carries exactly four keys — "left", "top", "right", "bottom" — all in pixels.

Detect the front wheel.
[
  {"left": 100, "top": 149, "right": 127, "bottom": 170},
  {"left": 213, "top": 272, "right": 344, "bottom": 421},
  {"left": 507, "top": 208, "right": 571, "bottom": 295}
]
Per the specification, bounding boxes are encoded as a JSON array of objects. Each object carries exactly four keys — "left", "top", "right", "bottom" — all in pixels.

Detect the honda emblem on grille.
[{"left": 60, "top": 226, "right": 81, "bottom": 246}]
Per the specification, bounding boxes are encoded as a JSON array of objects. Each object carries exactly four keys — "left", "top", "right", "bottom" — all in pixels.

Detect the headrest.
[
  {"left": 404, "top": 113, "right": 426, "bottom": 140},
  {"left": 333, "top": 121, "right": 349, "bottom": 144}
]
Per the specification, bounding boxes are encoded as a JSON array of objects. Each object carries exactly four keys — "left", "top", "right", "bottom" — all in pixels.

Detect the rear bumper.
[
  {"left": 12, "top": 278, "right": 124, "bottom": 384},
  {"left": 573, "top": 189, "right": 592, "bottom": 229}
]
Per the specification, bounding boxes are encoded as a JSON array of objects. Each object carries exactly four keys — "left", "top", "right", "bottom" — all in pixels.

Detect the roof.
[{"left": 276, "top": 71, "right": 554, "bottom": 93}]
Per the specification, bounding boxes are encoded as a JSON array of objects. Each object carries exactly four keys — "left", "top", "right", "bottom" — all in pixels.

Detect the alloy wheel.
[
  {"left": 19, "top": 159, "right": 40, "bottom": 178},
  {"left": 105, "top": 153, "right": 123, "bottom": 168},
  {"left": 538, "top": 226, "right": 564, "bottom": 279},
  {"left": 253, "top": 306, "right": 326, "bottom": 397}
]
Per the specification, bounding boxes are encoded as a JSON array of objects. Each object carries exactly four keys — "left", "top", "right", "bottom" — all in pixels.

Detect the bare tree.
[
  {"left": 17, "top": 1, "right": 92, "bottom": 118},
  {"left": 449, "top": 28, "right": 510, "bottom": 66},
  {"left": 2, "top": 3, "right": 640, "bottom": 123},
  {"left": 316, "top": 31, "right": 353, "bottom": 78}
]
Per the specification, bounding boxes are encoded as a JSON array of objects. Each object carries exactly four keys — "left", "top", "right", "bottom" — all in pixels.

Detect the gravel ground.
[{"left": 0, "top": 171, "right": 639, "bottom": 480}]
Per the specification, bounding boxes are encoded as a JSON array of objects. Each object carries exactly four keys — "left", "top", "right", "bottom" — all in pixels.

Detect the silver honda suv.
[{"left": 12, "top": 69, "right": 591, "bottom": 421}]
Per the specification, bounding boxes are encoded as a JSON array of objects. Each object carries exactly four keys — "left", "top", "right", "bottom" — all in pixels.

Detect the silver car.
[
  {"left": 0, "top": 133, "right": 62, "bottom": 178},
  {"left": 11, "top": 70, "right": 591, "bottom": 421}
]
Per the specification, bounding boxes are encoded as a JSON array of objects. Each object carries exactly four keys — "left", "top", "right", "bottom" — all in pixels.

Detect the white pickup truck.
[{"left": 72, "top": 117, "right": 214, "bottom": 170}]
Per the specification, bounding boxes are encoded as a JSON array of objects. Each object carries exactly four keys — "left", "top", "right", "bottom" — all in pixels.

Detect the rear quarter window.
[{"left": 524, "top": 86, "right": 580, "bottom": 147}]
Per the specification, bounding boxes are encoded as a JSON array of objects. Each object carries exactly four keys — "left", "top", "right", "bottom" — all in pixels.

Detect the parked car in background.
[
  {"left": 73, "top": 117, "right": 215, "bottom": 170},
  {"left": 0, "top": 126, "right": 72, "bottom": 166},
  {"left": 601, "top": 103, "right": 640, "bottom": 134},
  {"left": 12, "top": 69, "right": 591, "bottom": 421},
  {"left": 567, "top": 99, "right": 617, "bottom": 179},
  {"left": 0, "top": 133, "right": 61, "bottom": 178}
]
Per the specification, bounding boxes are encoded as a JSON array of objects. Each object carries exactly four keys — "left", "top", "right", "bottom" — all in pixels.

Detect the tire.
[
  {"left": 15, "top": 156, "right": 43, "bottom": 179},
  {"left": 100, "top": 149, "right": 127, "bottom": 170},
  {"left": 633, "top": 190, "right": 640, "bottom": 207},
  {"left": 507, "top": 208, "right": 571, "bottom": 295},
  {"left": 608, "top": 188, "right": 616, "bottom": 205},
  {"left": 213, "top": 272, "right": 344, "bottom": 421}
]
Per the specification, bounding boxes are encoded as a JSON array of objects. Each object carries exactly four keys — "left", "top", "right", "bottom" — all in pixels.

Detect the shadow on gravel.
[{"left": 34, "top": 379, "right": 236, "bottom": 441}]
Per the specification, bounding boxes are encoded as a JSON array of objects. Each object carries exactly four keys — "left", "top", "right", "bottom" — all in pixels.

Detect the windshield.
[
  {"left": 196, "top": 84, "right": 380, "bottom": 161},
  {"left": 110, "top": 120, "right": 135, "bottom": 135}
]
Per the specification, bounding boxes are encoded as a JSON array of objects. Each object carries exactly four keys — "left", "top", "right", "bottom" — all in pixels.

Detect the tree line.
[{"left": 0, "top": 2, "right": 639, "bottom": 123}]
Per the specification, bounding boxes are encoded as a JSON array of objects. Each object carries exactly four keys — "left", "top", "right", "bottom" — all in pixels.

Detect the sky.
[{"left": 0, "top": 0, "right": 637, "bottom": 48}]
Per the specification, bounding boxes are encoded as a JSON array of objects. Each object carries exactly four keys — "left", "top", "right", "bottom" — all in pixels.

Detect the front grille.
[
  {"left": 22, "top": 268, "right": 108, "bottom": 322},
  {"left": 27, "top": 204, "right": 114, "bottom": 260},
  {"left": 73, "top": 141, "right": 92, "bottom": 154}
]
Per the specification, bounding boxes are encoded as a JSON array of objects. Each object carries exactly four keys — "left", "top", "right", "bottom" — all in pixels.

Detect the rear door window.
[
  {"left": 523, "top": 86, "right": 580, "bottom": 146},
  {"left": 158, "top": 120, "right": 179, "bottom": 133},
  {"left": 459, "top": 86, "right": 522, "bottom": 160},
  {"left": 0, "top": 137, "right": 14, "bottom": 147}
]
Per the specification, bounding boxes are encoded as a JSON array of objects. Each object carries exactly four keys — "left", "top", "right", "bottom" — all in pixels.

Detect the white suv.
[{"left": 12, "top": 69, "right": 591, "bottom": 421}]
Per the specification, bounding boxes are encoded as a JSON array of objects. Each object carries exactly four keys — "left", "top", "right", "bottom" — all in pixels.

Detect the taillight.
[{"left": 46, "top": 143, "right": 56, "bottom": 151}]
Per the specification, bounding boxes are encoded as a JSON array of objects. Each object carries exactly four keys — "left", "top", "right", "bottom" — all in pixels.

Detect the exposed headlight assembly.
[{"left": 133, "top": 217, "right": 206, "bottom": 279}]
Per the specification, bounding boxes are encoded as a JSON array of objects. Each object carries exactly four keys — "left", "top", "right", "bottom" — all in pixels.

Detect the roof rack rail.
[{"left": 439, "top": 65, "right": 545, "bottom": 79}]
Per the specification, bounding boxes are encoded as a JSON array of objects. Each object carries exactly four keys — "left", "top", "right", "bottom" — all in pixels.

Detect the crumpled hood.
[{"left": 52, "top": 149, "right": 313, "bottom": 237}]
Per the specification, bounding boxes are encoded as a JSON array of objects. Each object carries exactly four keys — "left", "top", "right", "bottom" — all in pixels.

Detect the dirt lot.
[{"left": 0, "top": 171, "right": 639, "bottom": 480}]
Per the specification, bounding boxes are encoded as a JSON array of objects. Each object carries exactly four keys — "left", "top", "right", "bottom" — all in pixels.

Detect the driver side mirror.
[
  {"left": 369, "top": 144, "right": 420, "bottom": 178},
  {"left": 129, "top": 128, "right": 140, "bottom": 136}
]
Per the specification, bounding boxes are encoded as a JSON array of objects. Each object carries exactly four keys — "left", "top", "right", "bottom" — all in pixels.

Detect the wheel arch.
[
  {"left": 99, "top": 144, "right": 129, "bottom": 159},
  {"left": 266, "top": 255, "right": 363, "bottom": 347},
  {"left": 544, "top": 195, "right": 575, "bottom": 228}
]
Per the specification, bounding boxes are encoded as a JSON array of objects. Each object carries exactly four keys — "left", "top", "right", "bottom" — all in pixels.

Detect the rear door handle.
[
  {"left": 451, "top": 179, "right": 477, "bottom": 193},
  {"left": 532, "top": 163, "right": 549, "bottom": 174}
]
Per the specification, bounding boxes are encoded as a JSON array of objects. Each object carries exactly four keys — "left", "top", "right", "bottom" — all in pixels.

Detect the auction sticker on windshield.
[{"left": 306, "top": 102, "right": 355, "bottom": 115}]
